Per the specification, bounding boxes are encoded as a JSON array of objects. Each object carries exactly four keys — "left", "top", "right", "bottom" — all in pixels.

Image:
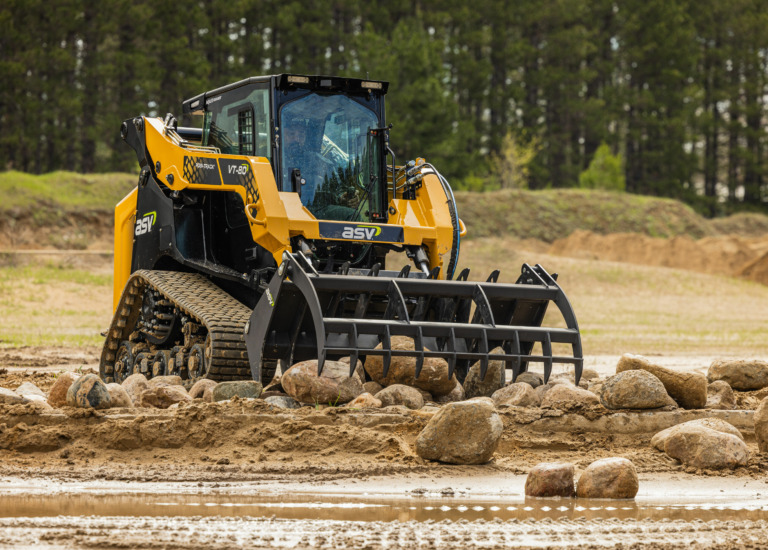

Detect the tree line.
[{"left": 2, "top": 0, "right": 767, "bottom": 214}]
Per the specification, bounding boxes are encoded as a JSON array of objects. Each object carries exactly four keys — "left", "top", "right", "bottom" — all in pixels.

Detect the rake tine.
[
  {"left": 456, "top": 268, "right": 470, "bottom": 281},
  {"left": 348, "top": 324, "right": 359, "bottom": 377},
  {"left": 486, "top": 270, "right": 500, "bottom": 283},
  {"left": 478, "top": 330, "right": 489, "bottom": 380},
  {"left": 413, "top": 327, "right": 425, "bottom": 379},
  {"left": 542, "top": 332, "right": 553, "bottom": 383},
  {"left": 381, "top": 325, "right": 392, "bottom": 378}
]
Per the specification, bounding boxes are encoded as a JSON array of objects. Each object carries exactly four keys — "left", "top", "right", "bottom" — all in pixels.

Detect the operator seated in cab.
[{"left": 280, "top": 94, "right": 378, "bottom": 223}]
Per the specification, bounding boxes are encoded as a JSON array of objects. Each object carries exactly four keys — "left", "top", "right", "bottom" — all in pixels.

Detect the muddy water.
[{"left": 2, "top": 492, "right": 768, "bottom": 523}]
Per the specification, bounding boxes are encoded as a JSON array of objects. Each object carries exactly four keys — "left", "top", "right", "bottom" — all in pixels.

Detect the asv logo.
[
  {"left": 228, "top": 163, "right": 249, "bottom": 176},
  {"left": 341, "top": 225, "right": 382, "bottom": 240},
  {"left": 134, "top": 211, "right": 156, "bottom": 236}
]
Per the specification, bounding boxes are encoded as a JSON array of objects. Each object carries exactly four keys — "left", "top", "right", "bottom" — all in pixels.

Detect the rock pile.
[
  {"left": 616, "top": 354, "right": 706, "bottom": 409},
  {"left": 708, "top": 359, "right": 768, "bottom": 391}
]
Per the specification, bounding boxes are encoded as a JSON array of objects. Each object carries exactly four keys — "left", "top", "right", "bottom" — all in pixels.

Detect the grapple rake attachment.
[{"left": 244, "top": 253, "right": 583, "bottom": 385}]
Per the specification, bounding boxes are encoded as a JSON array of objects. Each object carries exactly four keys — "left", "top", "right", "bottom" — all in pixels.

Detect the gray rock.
[
  {"left": 651, "top": 418, "right": 744, "bottom": 451},
  {"left": 212, "top": 381, "right": 263, "bottom": 402},
  {"left": 0, "top": 387, "right": 27, "bottom": 405},
  {"left": 599, "top": 370, "right": 672, "bottom": 410},
  {"left": 66, "top": 374, "right": 112, "bottom": 410},
  {"left": 121, "top": 373, "right": 150, "bottom": 406},
  {"left": 105, "top": 383, "right": 134, "bottom": 408},
  {"left": 415, "top": 400, "right": 503, "bottom": 464},
  {"left": 706, "top": 380, "right": 736, "bottom": 410},
  {"left": 463, "top": 347, "right": 506, "bottom": 399},
  {"left": 708, "top": 359, "right": 768, "bottom": 391},
  {"left": 140, "top": 385, "right": 192, "bottom": 409},
  {"left": 491, "top": 383, "right": 540, "bottom": 408},
  {"left": 515, "top": 372, "right": 543, "bottom": 388},
  {"left": 664, "top": 425, "right": 748, "bottom": 469},
  {"left": 47, "top": 372, "right": 79, "bottom": 408},
  {"left": 617, "top": 354, "right": 707, "bottom": 409},
  {"left": 282, "top": 359, "right": 362, "bottom": 405},
  {"left": 525, "top": 462, "right": 575, "bottom": 497},
  {"left": 375, "top": 384, "right": 424, "bottom": 409},
  {"left": 576, "top": 457, "right": 639, "bottom": 498},
  {"left": 541, "top": 384, "right": 600, "bottom": 410},
  {"left": 365, "top": 335, "right": 457, "bottom": 397},
  {"left": 16, "top": 382, "right": 46, "bottom": 398},
  {"left": 189, "top": 379, "right": 217, "bottom": 402},
  {"left": 265, "top": 395, "right": 302, "bottom": 409}
]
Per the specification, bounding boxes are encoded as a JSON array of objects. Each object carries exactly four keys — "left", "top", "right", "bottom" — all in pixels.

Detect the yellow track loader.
[{"left": 100, "top": 74, "right": 583, "bottom": 387}]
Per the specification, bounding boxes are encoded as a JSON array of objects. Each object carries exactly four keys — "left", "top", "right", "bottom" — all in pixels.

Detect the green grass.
[{"left": 0, "top": 170, "right": 135, "bottom": 218}]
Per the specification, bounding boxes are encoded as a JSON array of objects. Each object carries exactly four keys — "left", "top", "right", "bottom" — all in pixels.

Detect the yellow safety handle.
[
  {"left": 245, "top": 203, "right": 266, "bottom": 226},
  {"left": 458, "top": 218, "right": 467, "bottom": 237}
]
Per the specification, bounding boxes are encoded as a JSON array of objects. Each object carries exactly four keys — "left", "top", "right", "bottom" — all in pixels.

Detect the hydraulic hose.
[{"left": 422, "top": 162, "right": 460, "bottom": 281}]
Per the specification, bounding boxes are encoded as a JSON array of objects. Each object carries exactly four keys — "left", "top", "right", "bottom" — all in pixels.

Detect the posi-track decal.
[{"left": 183, "top": 155, "right": 222, "bottom": 185}]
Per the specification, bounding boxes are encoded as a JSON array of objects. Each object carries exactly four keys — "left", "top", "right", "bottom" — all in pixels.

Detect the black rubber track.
[{"left": 99, "top": 270, "right": 252, "bottom": 382}]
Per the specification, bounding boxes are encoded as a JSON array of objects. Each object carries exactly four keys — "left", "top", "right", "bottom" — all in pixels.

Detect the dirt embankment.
[{"left": 549, "top": 230, "right": 768, "bottom": 285}]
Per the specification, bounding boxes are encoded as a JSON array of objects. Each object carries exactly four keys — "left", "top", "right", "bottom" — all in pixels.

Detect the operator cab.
[{"left": 182, "top": 74, "right": 390, "bottom": 225}]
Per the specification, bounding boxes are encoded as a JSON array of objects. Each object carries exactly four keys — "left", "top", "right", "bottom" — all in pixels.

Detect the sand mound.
[
  {"left": 738, "top": 252, "right": 768, "bottom": 286},
  {"left": 549, "top": 230, "right": 768, "bottom": 283}
]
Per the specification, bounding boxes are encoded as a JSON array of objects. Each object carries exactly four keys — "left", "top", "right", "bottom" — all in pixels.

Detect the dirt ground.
[{"left": 2, "top": 235, "right": 768, "bottom": 548}]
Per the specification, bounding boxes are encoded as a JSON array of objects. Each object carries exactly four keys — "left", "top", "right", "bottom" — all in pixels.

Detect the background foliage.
[{"left": 2, "top": 0, "right": 767, "bottom": 214}]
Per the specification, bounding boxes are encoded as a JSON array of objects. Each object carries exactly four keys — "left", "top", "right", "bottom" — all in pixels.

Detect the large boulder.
[
  {"left": 122, "top": 373, "right": 150, "bottom": 406},
  {"left": 491, "top": 383, "right": 541, "bottom": 408},
  {"left": 651, "top": 418, "right": 744, "bottom": 451},
  {"left": 616, "top": 354, "right": 707, "bottom": 409},
  {"left": 463, "top": 347, "right": 506, "bottom": 399},
  {"left": 708, "top": 359, "right": 768, "bottom": 391},
  {"left": 706, "top": 380, "right": 736, "bottom": 410},
  {"left": 16, "top": 382, "right": 46, "bottom": 399},
  {"left": 189, "top": 379, "right": 217, "bottom": 402},
  {"left": 664, "top": 425, "right": 748, "bottom": 469},
  {"left": 66, "top": 374, "right": 112, "bottom": 410},
  {"left": 525, "top": 462, "right": 576, "bottom": 497},
  {"left": 105, "top": 383, "right": 134, "bottom": 408},
  {"left": 47, "top": 372, "right": 79, "bottom": 408},
  {"left": 282, "top": 360, "right": 362, "bottom": 405},
  {"left": 375, "top": 384, "right": 424, "bottom": 409},
  {"left": 754, "top": 398, "right": 768, "bottom": 453},
  {"left": 599, "top": 370, "right": 673, "bottom": 410},
  {"left": 541, "top": 384, "right": 600, "bottom": 410},
  {"left": 140, "top": 385, "right": 192, "bottom": 409},
  {"left": 0, "top": 387, "right": 26, "bottom": 405},
  {"left": 346, "top": 392, "right": 382, "bottom": 409},
  {"left": 364, "top": 336, "right": 457, "bottom": 397},
  {"left": 515, "top": 372, "right": 544, "bottom": 388},
  {"left": 211, "top": 381, "right": 263, "bottom": 402},
  {"left": 576, "top": 457, "right": 639, "bottom": 498},
  {"left": 415, "top": 400, "right": 503, "bottom": 464}
]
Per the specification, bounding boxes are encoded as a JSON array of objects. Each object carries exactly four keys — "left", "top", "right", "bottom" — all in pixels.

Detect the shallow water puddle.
[{"left": 2, "top": 493, "right": 767, "bottom": 523}]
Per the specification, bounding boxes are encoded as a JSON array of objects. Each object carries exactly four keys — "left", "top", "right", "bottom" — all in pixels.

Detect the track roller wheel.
[
  {"left": 168, "top": 346, "right": 184, "bottom": 376},
  {"left": 152, "top": 350, "right": 172, "bottom": 378},
  {"left": 134, "top": 351, "right": 150, "bottom": 377},
  {"left": 188, "top": 343, "right": 207, "bottom": 380},
  {"left": 113, "top": 341, "right": 137, "bottom": 384}
]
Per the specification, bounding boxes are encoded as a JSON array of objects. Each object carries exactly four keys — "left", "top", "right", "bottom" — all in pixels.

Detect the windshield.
[{"left": 280, "top": 93, "right": 380, "bottom": 221}]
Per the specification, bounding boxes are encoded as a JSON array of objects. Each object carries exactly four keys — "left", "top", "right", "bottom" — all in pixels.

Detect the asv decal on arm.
[
  {"left": 134, "top": 211, "right": 157, "bottom": 236},
  {"left": 341, "top": 224, "right": 381, "bottom": 240}
]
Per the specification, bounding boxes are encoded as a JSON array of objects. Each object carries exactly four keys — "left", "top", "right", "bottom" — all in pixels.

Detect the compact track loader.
[{"left": 100, "top": 74, "right": 583, "bottom": 388}]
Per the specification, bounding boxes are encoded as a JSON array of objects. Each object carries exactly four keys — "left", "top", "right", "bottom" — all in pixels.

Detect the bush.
[{"left": 579, "top": 144, "right": 625, "bottom": 192}]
